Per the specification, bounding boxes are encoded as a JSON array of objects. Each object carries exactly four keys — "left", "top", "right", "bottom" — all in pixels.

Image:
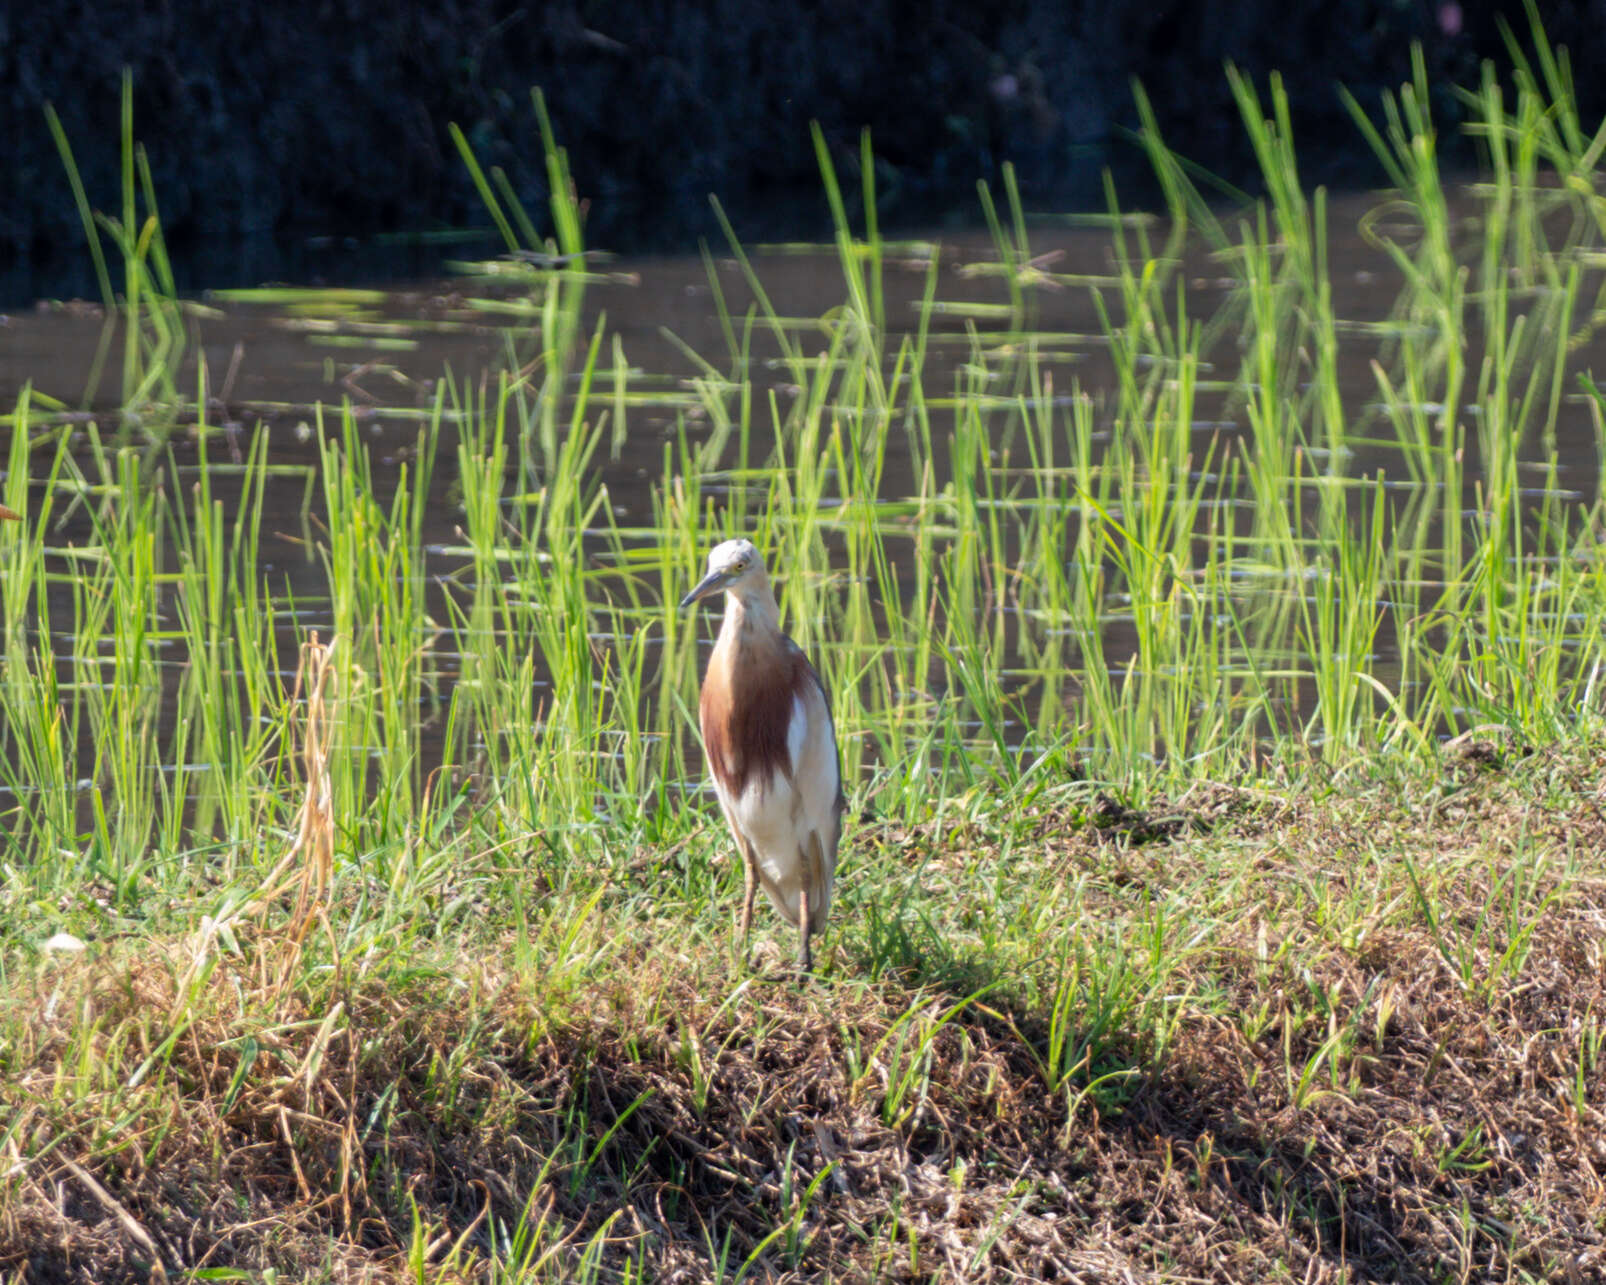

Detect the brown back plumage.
[{"left": 700, "top": 631, "right": 817, "bottom": 799}]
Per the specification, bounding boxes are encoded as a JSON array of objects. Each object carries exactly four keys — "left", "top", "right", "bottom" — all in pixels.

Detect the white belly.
[{"left": 711, "top": 689, "right": 839, "bottom": 925}]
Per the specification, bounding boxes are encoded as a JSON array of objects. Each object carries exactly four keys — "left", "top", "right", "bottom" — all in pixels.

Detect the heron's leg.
[
  {"left": 797, "top": 882, "right": 812, "bottom": 972},
  {"left": 736, "top": 835, "right": 759, "bottom": 946}
]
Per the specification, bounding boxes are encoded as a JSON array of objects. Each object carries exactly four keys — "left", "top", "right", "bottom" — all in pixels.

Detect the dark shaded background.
[{"left": 0, "top": 1, "right": 1595, "bottom": 303}]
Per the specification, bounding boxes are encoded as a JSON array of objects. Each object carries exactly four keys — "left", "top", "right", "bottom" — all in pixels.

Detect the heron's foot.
[{"left": 746, "top": 937, "right": 784, "bottom": 974}]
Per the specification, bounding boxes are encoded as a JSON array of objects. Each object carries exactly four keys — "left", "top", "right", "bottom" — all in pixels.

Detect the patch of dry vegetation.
[{"left": 4, "top": 742, "right": 1606, "bottom": 1283}]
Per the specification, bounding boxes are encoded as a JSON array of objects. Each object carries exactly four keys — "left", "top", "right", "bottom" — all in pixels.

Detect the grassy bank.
[
  {"left": 8, "top": 752, "right": 1606, "bottom": 1281},
  {"left": 5, "top": 10, "right": 1606, "bottom": 1281}
]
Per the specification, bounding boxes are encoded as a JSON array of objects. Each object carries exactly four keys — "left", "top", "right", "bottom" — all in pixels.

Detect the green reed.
[{"left": 46, "top": 71, "right": 190, "bottom": 435}]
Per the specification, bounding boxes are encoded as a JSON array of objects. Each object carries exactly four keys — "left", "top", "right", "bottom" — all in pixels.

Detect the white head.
[{"left": 680, "top": 537, "right": 770, "bottom": 609}]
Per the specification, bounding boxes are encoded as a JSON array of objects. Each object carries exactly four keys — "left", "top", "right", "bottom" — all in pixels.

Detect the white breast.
[{"left": 710, "top": 677, "right": 840, "bottom": 927}]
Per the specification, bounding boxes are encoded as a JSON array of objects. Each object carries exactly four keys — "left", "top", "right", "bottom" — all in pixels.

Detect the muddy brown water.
[{"left": 0, "top": 192, "right": 1600, "bottom": 802}]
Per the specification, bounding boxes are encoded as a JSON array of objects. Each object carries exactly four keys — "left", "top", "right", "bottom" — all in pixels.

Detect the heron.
[{"left": 681, "top": 538, "right": 843, "bottom": 970}]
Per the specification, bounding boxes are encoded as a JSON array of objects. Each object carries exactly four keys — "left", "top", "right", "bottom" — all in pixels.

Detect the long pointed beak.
[{"left": 680, "top": 568, "right": 730, "bottom": 608}]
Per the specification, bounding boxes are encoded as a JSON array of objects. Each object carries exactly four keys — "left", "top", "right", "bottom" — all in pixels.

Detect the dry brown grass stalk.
[
  {"left": 283, "top": 633, "right": 338, "bottom": 943},
  {"left": 187, "top": 633, "right": 340, "bottom": 996}
]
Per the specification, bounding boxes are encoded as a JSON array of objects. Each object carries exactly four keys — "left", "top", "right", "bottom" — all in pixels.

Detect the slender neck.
[{"left": 719, "top": 578, "right": 780, "bottom": 643}]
